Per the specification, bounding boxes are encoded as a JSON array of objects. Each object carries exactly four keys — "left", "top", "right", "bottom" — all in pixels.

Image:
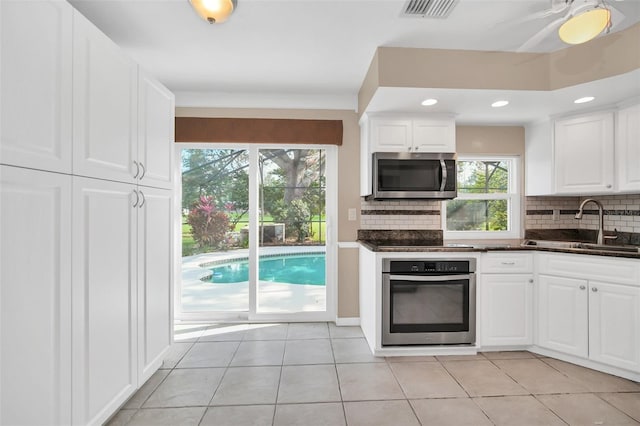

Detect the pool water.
[{"left": 209, "top": 255, "right": 325, "bottom": 285}]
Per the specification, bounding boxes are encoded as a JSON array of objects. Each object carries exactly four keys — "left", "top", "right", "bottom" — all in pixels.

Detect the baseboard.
[{"left": 335, "top": 317, "right": 360, "bottom": 326}]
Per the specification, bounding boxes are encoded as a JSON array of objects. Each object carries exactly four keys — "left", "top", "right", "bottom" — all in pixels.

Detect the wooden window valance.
[{"left": 175, "top": 117, "right": 343, "bottom": 146}]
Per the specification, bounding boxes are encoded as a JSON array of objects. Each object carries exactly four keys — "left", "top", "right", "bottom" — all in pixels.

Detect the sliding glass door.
[{"left": 177, "top": 145, "right": 335, "bottom": 321}]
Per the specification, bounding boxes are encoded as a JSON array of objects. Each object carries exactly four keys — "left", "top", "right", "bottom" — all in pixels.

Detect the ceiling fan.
[{"left": 516, "top": 0, "right": 618, "bottom": 52}]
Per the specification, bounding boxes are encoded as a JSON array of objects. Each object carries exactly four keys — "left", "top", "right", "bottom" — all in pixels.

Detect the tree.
[{"left": 447, "top": 161, "right": 509, "bottom": 231}]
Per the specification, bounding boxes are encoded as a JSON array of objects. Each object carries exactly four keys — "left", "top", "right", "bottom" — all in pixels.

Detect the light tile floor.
[{"left": 107, "top": 322, "right": 640, "bottom": 426}]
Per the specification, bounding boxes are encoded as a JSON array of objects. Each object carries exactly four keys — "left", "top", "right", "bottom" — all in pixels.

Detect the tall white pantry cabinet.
[{"left": 0, "top": 1, "right": 175, "bottom": 425}]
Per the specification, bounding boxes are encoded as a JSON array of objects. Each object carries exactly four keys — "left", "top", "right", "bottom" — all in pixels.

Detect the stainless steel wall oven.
[{"left": 382, "top": 258, "right": 476, "bottom": 346}]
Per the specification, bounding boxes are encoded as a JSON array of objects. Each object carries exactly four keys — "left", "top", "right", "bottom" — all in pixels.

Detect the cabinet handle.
[
  {"left": 579, "top": 285, "right": 586, "bottom": 290},
  {"left": 139, "top": 190, "right": 146, "bottom": 208},
  {"left": 501, "top": 261, "right": 516, "bottom": 265},
  {"left": 132, "top": 190, "right": 139, "bottom": 208},
  {"left": 139, "top": 163, "right": 146, "bottom": 180},
  {"left": 133, "top": 161, "right": 140, "bottom": 179},
  {"left": 591, "top": 287, "right": 598, "bottom": 292}
]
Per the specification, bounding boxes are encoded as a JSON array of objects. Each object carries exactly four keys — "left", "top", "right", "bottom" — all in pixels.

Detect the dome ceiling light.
[
  {"left": 189, "top": 0, "right": 237, "bottom": 24},
  {"left": 558, "top": 3, "right": 611, "bottom": 45}
]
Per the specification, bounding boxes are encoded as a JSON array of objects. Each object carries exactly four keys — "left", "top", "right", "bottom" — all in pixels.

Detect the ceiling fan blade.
[
  {"left": 516, "top": 13, "right": 569, "bottom": 52},
  {"left": 493, "top": 1, "right": 570, "bottom": 30}
]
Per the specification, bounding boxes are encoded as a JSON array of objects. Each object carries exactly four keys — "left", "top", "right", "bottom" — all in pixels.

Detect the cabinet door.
[
  {"left": 370, "top": 118, "right": 412, "bottom": 152},
  {"left": 72, "top": 177, "right": 137, "bottom": 426},
  {"left": 0, "top": 166, "right": 72, "bottom": 426},
  {"left": 615, "top": 104, "right": 640, "bottom": 193},
  {"left": 413, "top": 118, "right": 455, "bottom": 152},
  {"left": 481, "top": 274, "right": 533, "bottom": 346},
  {"left": 138, "top": 71, "right": 175, "bottom": 190},
  {"left": 0, "top": 0, "right": 72, "bottom": 173},
  {"left": 554, "top": 112, "right": 614, "bottom": 194},
  {"left": 137, "top": 187, "right": 173, "bottom": 383},
  {"left": 73, "top": 11, "right": 138, "bottom": 184},
  {"left": 589, "top": 281, "right": 640, "bottom": 372},
  {"left": 537, "top": 274, "right": 588, "bottom": 358}
]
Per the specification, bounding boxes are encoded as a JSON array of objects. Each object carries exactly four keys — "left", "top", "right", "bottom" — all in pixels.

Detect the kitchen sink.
[{"left": 522, "top": 240, "right": 639, "bottom": 254}]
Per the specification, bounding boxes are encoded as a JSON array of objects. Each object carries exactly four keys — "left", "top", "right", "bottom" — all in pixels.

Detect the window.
[{"left": 443, "top": 156, "right": 520, "bottom": 239}]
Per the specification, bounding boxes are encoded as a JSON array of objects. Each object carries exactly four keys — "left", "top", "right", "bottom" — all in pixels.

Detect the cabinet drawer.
[
  {"left": 538, "top": 253, "right": 640, "bottom": 287},
  {"left": 482, "top": 252, "right": 533, "bottom": 273}
]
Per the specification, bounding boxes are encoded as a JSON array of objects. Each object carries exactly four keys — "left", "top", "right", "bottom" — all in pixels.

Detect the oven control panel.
[{"left": 386, "top": 260, "right": 473, "bottom": 274}]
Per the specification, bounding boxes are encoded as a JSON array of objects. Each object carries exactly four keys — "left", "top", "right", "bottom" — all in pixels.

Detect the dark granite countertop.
[{"left": 356, "top": 230, "right": 640, "bottom": 259}]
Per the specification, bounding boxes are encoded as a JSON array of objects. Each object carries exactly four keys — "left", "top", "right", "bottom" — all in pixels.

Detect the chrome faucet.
[{"left": 574, "top": 198, "right": 610, "bottom": 245}]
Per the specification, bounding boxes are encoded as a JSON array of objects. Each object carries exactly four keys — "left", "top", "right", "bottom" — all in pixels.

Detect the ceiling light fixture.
[
  {"left": 558, "top": 3, "right": 611, "bottom": 45},
  {"left": 189, "top": 0, "right": 237, "bottom": 24},
  {"left": 574, "top": 96, "right": 595, "bottom": 104},
  {"left": 421, "top": 98, "right": 438, "bottom": 106},
  {"left": 491, "top": 100, "right": 509, "bottom": 108}
]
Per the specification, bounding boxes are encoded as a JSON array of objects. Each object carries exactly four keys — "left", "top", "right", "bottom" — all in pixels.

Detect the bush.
[
  {"left": 285, "top": 199, "right": 311, "bottom": 242},
  {"left": 186, "top": 195, "right": 230, "bottom": 250}
]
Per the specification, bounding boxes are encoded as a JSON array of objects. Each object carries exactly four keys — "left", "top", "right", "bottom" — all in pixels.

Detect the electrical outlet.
[
  {"left": 348, "top": 208, "right": 357, "bottom": 221},
  {"left": 553, "top": 209, "right": 560, "bottom": 221}
]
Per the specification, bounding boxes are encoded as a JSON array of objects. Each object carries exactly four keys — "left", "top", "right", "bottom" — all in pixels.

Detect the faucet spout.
[{"left": 575, "top": 198, "right": 605, "bottom": 245}]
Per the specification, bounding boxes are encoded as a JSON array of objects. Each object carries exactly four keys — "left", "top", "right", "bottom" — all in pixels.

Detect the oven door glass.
[{"left": 389, "top": 278, "right": 470, "bottom": 333}]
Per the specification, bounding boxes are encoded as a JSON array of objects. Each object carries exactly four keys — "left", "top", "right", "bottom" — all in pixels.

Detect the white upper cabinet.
[
  {"left": 73, "top": 10, "right": 138, "bottom": 184},
  {"left": 615, "top": 103, "right": 640, "bottom": 193},
  {"left": 137, "top": 70, "right": 175, "bottom": 189},
  {"left": 366, "top": 114, "right": 456, "bottom": 153},
  {"left": 1, "top": 166, "right": 72, "bottom": 426},
  {"left": 554, "top": 111, "right": 614, "bottom": 194},
  {"left": 1, "top": 0, "right": 73, "bottom": 173},
  {"left": 412, "top": 118, "right": 456, "bottom": 152}
]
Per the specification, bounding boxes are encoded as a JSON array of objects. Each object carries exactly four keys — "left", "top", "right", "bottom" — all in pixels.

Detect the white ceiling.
[{"left": 69, "top": 0, "right": 640, "bottom": 123}]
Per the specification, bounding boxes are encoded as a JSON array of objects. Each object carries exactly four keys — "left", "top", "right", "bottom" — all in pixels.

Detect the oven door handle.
[{"left": 389, "top": 274, "right": 471, "bottom": 282}]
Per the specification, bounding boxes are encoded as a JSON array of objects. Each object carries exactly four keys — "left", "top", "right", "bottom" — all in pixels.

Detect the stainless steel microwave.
[{"left": 372, "top": 152, "right": 457, "bottom": 200}]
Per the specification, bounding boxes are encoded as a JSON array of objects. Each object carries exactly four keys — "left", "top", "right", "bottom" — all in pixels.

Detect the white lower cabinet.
[
  {"left": 137, "top": 187, "right": 173, "bottom": 382},
  {"left": 0, "top": 166, "right": 72, "bottom": 426},
  {"left": 537, "top": 274, "right": 589, "bottom": 358},
  {"left": 71, "top": 178, "right": 173, "bottom": 425},
  {"left": 588, "top": 281, "right": 640, "bottom": 372},
  {"left": 481, "top": 274, "right": 533, "bottom": 346},
  {"left": 480, "top": 252, "right": 534, "bottom": 347},
  {"left": 72, "top": 177, "right": 138, "bottom": 426},
  {"left": 536, "top": 253, "right": 640, "bottom": 373}
]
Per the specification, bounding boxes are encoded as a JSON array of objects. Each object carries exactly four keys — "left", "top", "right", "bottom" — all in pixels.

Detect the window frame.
[{"left": 442, "top": 155, "right": 521, "bottom": 240}]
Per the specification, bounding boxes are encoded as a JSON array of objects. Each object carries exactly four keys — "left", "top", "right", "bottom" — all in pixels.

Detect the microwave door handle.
[{"left": 439, "top": 159, "right": 447, "bottom": 192}]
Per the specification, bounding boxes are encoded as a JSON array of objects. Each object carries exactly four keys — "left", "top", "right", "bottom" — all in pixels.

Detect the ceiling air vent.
[{"left": 402, "top": 0, "right": 458, "bottom": 18}]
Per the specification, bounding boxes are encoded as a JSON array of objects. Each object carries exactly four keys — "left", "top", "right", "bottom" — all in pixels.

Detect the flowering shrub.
[{"left": 186, "top": 195, "right": 230, "bottom": 250}]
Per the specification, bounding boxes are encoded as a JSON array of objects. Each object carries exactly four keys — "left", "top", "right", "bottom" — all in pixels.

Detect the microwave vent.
[{"left": 402, "top": 0, "right": 458, "bottom": 18}]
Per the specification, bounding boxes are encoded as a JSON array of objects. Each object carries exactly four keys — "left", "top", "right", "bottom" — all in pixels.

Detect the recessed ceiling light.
[
  {"left": 491, "top": 100, "right": 509, "bottom": 108},
  {"left": 574, "top": 96, "right": 595, "bottom": 104},
  {"left": 421, "top": 98, "right": 438, "bottom": 106}
]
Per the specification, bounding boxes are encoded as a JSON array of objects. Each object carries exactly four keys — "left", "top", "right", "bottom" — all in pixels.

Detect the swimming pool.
[{"left": 208, "top": 254, "right": 325, "bottom": 285}]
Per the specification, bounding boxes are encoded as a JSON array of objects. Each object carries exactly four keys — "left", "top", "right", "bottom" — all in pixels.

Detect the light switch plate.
[{"left": 348, "top": 208, "right": 357, "bottom": 221}]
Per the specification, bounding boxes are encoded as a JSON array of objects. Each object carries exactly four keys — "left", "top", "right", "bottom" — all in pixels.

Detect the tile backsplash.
[
  {"left": 525, "top": 194, "right": 640, "bottom": 234},
  {"left": 360, "top": 199, "right": 442, "bottom": 230}
]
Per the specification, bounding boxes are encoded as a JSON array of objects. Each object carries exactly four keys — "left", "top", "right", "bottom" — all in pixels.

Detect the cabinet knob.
[
  {"left": 408, "top": 147, "right": 412, "bottom": 151},
  {"left": 528, "top": 279, "right": 534, "bottom": 283},
  {"left": 579, "top": 285, "right": 586, "bottom": 290},
  {"left": 591, "top": 287, "right": 598, "bottom": 292},
  {"left": 606, "top": 184, "right": 612, "bottom": 189}
]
